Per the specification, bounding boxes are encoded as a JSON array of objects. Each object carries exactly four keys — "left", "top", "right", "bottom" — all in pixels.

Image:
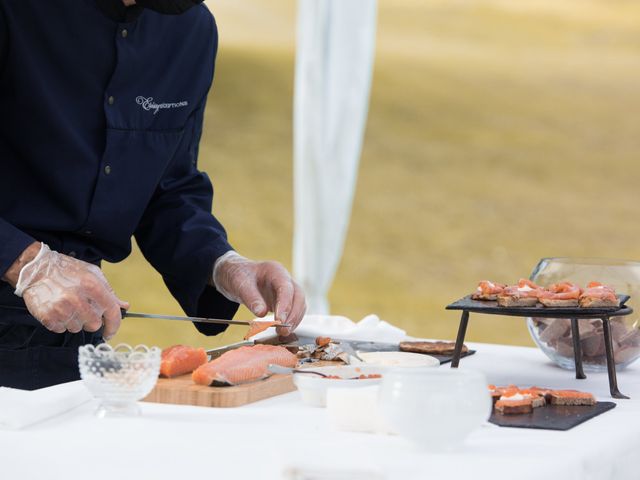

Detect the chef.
[{"left": 0, "top": 0, "right": 306, "bottom": 390}]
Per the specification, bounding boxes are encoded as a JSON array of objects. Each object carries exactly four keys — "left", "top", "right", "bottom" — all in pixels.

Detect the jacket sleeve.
[
  {"left": 0, "top": 218, "right": 35, "bottom": 279},
  {"left": 0, "top": 6, "right": 36, "bottom": 280},
  {"left": 134, "top": 98, "right": 239, "bottom": 336}
]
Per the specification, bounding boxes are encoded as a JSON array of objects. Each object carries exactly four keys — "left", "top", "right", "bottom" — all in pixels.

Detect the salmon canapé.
[
  {"left": 497, "top": 279, "right": 542, "bottom": 307},
  {"left": 192, "top": 344, "right": 297, "bottom": 386},
  {"left": 538, "top": 282, "right": 582, "bottom": 307},
  {"left": 244, "top": 320, "right": 282, "bottom": 340},
  {"left": 160, "top": 345, "right": 208, "bottom": 378},
  {"left": 471, "top": 280, "right": 506, "bottom": 301},
  {"left": 579, "top": 281, "right": 619, "bottom": 308}
]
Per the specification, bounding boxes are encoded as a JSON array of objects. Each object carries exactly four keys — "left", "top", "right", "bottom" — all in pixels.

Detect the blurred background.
[{"left": 106, "top": 0, "right": 640, "bottom": 349}]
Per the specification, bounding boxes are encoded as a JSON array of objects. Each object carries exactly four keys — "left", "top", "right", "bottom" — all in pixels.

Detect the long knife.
[
  {"left": 121, "top": 311, "right": 252, "bottom": 326},
  {"left": 0, "top": 304, "right": 252, "bottom": 326}
]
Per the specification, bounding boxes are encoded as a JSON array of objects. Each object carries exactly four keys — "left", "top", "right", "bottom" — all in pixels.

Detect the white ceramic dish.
[
  {"left": 357, "top": 351, "right": 440, "bottom": 368},
  {"left": 293, "top": 365, "right": 384, "bottom": 407},
  {"left": 378, "top": 368, "right": 492, "bottom": 451}
]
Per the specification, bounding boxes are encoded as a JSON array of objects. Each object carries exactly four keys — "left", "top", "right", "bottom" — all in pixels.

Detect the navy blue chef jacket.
[{"left": 0, "top": 0, "right": 239, "bottom": 390}]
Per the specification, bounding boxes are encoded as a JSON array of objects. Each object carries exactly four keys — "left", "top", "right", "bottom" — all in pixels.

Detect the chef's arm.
[
  {"left": 0, "top": 221, "right": 127, "bottom": 338},
  {"left": 133, "top": 98, "right": 239, "bottom": 336},
  {"left": 133, "top": 97, "right": 306, "bottom": 335},
  {"left": 1, "top": 240, "right": 39, "bottom": 288},
  {"left": 0, "top": 219, "right": 38, "bottom": 286}
]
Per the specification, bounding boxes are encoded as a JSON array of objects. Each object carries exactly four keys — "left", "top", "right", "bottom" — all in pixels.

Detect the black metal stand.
[
  {"left": 448, "top": 299, "right": 633, "bottom": 399},
  {"left": 570, "top": 318, "right": 586, "bottom": 380},
  {"left": 451, "top": 311, "right": 468, "bottom": 368},
  {"left": 602, "top": 317, "right": 630, "bottom": 399}
]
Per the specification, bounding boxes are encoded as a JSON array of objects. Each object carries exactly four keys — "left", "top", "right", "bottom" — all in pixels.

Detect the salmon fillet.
[
  {"left": 244, "top": 320, "right": 281, "bottom": 340},
  {"left": 192, "top": 344, "right": 297, "bottom": 386},
  {"left": 160, "top": 345, "right": 208, "bottom": 378}
]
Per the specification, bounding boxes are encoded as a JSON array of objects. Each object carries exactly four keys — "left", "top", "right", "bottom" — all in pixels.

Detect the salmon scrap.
[
  {"left": 160, "top": 345, "right": 208, "bottom": 378},
  {"left": 315, "top": 336, "right": 332, "bottom": 347},
  {"left": 244, "top": 320, "right": 282, "bottom": 340},
  {"left": 192, "top": 344, "right": 297, "bottom": 386}
]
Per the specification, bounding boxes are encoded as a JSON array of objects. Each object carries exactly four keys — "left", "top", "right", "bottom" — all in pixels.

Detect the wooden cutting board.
[{"left": 142, "top": 373, "right": 296, "bottom": 408}]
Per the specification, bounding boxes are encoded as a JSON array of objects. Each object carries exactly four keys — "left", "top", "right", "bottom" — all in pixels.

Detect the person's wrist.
[
  {"left": 2, "top": 242, "right": 42, "bottom": 289},
  {"left": 210, "top": 250, "right": 244, "bottom": 288}
]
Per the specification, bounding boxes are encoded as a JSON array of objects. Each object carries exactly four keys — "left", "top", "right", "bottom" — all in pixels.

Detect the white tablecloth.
[{"left": 2, "top": 343, "right": 640, "bottom": 480}]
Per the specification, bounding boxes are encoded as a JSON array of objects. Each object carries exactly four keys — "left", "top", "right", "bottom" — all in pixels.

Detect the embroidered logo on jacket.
[{"left": 136, "top": 96, "right": 189, "bottom": 115}]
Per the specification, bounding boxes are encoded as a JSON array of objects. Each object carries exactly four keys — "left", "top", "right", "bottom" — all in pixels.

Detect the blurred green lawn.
[{"left": 105, "top": 0, "right": 640, "bottom": 349}]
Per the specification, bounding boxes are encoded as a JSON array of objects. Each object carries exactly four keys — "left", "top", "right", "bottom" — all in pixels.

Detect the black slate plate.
[
  {"left": 260, "top": 335, "right": 476, "bottom": 365},
  {"left": 489, "top": 401, "right": 616, "bottom": 430},
  {"left": 446, "top": 295, "right": 631, "bottom": 318},
  {"left": 346, "top": 339, "right": 476, "bottom": 365}
]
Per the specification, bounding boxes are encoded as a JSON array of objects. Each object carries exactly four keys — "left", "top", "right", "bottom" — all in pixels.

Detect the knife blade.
[
  {"left": 0, "top": 304, "right": 253, "bottom": 327},
  {"left": 206, "top": 340, "right": 255, "bottom": 359},
  {"left": 122, "top": 311, "right": 253, "bottom": 326}
]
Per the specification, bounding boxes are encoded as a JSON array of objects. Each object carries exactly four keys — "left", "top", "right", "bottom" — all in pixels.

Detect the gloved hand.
[
  {"left": 14, "top": 243, "right": 129, "bottom": 340},
  {"left": 213, "top": 252, "right": 306, "bottom": 336}
]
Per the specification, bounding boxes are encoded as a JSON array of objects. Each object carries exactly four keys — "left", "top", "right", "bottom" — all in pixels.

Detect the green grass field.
[{"left": 105, "top": 0, "right": 640, "bottom": 350}]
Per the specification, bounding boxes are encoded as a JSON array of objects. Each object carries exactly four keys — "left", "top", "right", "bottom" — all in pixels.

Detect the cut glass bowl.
[{"left": 78, "top": 343, "right": 161, "bottom": 417}]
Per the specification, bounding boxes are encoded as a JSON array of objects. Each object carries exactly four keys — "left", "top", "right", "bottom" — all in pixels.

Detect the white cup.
[{"left": 378, "top": 368, "right": 491, "bottom": 451}]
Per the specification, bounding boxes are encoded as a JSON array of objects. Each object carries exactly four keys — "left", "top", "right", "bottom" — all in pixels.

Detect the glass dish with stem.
[{"left": 78, "top": 343, "right": 161, "bottom": 418}]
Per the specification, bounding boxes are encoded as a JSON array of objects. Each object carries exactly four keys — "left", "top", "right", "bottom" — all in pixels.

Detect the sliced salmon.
[
  {"left": 540, "top": 282, "right": 582, "bottom": 300},
  {"left": 244, "top": 320, "right": 281, "bottom": 340},
  {"left": 579, "top": 282, "right": 619, "bottom": 307},
  {"left": 192, "top": 344, "right": 297, "bottom": 386},
  {"left": 160, "top": 345, "right": 208, "bottom": 378},
  {"left": 471, "top": 280, "right": 505, "bottom": 300}
]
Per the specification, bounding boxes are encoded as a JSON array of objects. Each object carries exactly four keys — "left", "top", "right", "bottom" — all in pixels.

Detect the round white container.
[{"left": 378, "top": 368, "right": 491, "bottom": 451}]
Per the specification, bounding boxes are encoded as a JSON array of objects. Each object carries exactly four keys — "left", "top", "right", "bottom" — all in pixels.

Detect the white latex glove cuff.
[
  {"left": 212, "top": 250, "right": 245, "bottom": 300},
  {"left": 14, "top": 242, "right": 48, "bottom": 297}
]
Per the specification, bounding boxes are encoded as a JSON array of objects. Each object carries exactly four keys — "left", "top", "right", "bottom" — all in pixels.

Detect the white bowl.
[
  {"left": 293, "top": 365, "right": 384, "bottom": 407},
  {"left": 378, "top": 368, "right": 491, "bottom": 451},
  {"left": 357, "top": 351, "right": 440, "bottom": 368}
]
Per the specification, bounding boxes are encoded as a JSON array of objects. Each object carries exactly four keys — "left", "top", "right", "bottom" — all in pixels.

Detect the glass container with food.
[{"left": 528, "top": 258, "right": 640, "bottom": 372}]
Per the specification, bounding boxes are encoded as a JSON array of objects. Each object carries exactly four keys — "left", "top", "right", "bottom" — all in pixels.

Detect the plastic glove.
[
  {"left": 14, "top": 243, "right": 129, "bottom": 339},
  {"left": 213, "top": 252, "right": 306, "bottom": 336}
]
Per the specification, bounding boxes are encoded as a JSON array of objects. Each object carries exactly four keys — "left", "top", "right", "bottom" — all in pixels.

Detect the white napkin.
[
  {"left": 0, "top": 381, "right": 91, "bottom": 430},
  {"left": 250, "top": 314, "right": 406, "bottom": 343}
]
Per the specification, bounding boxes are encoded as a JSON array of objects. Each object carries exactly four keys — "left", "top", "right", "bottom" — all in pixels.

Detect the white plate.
[
  {"left": 293, "top": 365, "right": 384, "bottom": 407},
  {"left": 357, "top": 351, "right": 440, "bottom": 368}
]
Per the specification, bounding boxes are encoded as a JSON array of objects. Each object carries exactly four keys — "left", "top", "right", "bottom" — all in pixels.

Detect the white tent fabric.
[{"left": 293, "top": 0, "right": 378, "bottom": 314}]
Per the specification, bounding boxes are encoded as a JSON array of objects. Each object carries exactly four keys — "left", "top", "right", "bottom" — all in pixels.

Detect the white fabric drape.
[{"left": 293, "top": 0, "right": 378, "bottom": 314}]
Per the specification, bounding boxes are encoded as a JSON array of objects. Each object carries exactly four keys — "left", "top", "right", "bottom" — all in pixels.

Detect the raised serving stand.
[{"left": 446, "top": 295, "right": 633, "bottom": 399}]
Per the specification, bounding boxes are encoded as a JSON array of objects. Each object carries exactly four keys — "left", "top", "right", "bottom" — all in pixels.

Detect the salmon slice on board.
[
  {"left": 160, "top": 345, "right": 208, "bottom": 378},
  {"left": 244, "top": 320, "right": 282, "bottom": 340},
  {"left": 192, "top": 345, "right": 297, "bottom": 386}
]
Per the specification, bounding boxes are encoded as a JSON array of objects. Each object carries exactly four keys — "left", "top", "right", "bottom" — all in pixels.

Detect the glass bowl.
[
  {"left": 528, "top": 258, "right": 640, "bottom": 372},
  {"left": 78, "top": 343, "right": 161, "bottom": 417},
  {"left": 377, "top": 368, "right": 491, "bottom": 451}
]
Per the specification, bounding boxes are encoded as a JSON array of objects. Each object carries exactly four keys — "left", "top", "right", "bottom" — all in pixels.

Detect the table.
[{"left": 2, "top": 343, "right": 640, "bottom": 480}]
